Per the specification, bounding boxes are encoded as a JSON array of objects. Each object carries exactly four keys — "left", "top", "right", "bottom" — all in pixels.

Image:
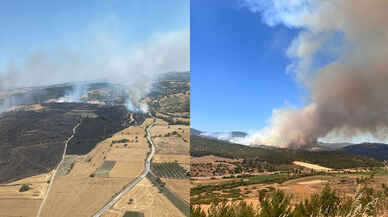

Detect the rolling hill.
[
  {"left": 341, "top": 143, "right": 388, "bottom": 161},
  {"left": 190, "top": 135, "right": 383, "bottom": 169}
]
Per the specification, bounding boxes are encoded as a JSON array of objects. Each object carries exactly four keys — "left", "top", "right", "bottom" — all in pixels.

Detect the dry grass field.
[
  {"left": 103, "top": 118, "right": 190, "bottom": 217},
  {"left": 150, "top": 120, "right": 189, "bottom": 156},
  {"left": 39, "top": 118, "right": 153, "bottom": 217},
  {"left": 106, "top": 178, "right": 185, "bottom": 217},
  {"left": 194, "top": 172, "right": 388, "bottom": 210},
  {"left": 149, "top": 119, "right": 190, "bottom": 193},
  {"left": 0, "top": 172, "right": 52, "bottom": 217},
  {"left": 293, "top": 161, "right": 333, "bottom": 172},
  {"left": 163, "top": 179, "right": 190, "bottom": 203}
]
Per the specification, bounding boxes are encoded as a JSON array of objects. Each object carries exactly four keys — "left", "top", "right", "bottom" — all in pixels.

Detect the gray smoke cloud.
[
  {"left": 0, "top": 29, "right": 189, "bottom": 112},
  {"left": 239, "top": 0, "right": 388, "bottom": 147}
]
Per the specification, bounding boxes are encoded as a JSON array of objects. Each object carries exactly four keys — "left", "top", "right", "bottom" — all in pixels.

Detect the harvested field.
[
  {"left": 150, "top": 122, "right": 189, "bottom": 155},
  {"left": 40, "top": 176, "right": 129, "bottom": 217},
  {"left": 163, "top": 179, "right": 190, "bottom": 203},
  {"left": 0, "top": 198, "right": 42, "bottom": 217},
  {"left": 0, "top": 172, "right": 51, "bottom": 216},
  {"left": 93, "top": 160, "right": 117, "bottom": 177},
  {"left": 147, "top": 119, "right": 189, "bottom": 215},
  {"left": 147, "top": 173, "right": 189, "bottom": 216},
  {"left": 293, "top": 161, "right": 333, "bottom": 171},
  {"left": 0, "top": 172, "right": 51, "bottom": 199},
  {"left": 107, "top": 177, "right": 186, "bottom": 217},
  {"left": 123, "top": 211, "right": 145, "bottom": 217},
  {"left": 298, "top": 179, "right": 328, "bottom": 185},
  {"left": 101, "top": 211, "right": 120, "bottom": 217},
  {"left": 39, "top": 119, "right": 153, "bottom": 217}
]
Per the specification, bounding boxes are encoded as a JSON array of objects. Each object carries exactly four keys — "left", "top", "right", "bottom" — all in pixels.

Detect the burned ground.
[
  {"left": 0, "top": 103, "right": 139, "bottom": 183},
  {"left": 66, "top": 104, "right": 130, "bottom": 155},
  {"left": 0, "top": 82, "right": 132, "bottom": 110},
  {"left": 0, "top": 104, "right": 78, "bottom": 183}
]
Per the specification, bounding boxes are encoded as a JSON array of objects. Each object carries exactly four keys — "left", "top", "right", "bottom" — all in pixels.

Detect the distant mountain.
[
  {"left": 314, "top": 142, "right": 354, "bottom": 150},
  {"left": 341, "top": 143, "right": 388, "bottom": 161},
  {"left": 190, "top": 128, "right": 202, "bottom": 136},
  {"left": 190, "top": 135, "right": 383, "bottom": 169},
  {"left": 230, "top": 131, "right": 248, "bottom": 138},
  {"left": 190, "top": 128, "right": 247, "bottom": 142}
]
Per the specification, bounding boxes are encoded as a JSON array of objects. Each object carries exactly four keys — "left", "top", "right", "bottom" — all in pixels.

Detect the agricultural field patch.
[
  {"left": 147, "top": 172, "right": 189, "bottom": 216},
  {"left": 152, "top": 154, "right": 190, "bottom": 171},
  {"left": 92, "top": 160, "right": 117, "bottom": 177},
  {"left": 0, "top": 198, "right": 42, "bottom": 217},
  {"left": 151, "top": 162, "right": 188, "bottom": 179},
  {"left": 163, "top": 179, "right": 190, "bottom": 204},
  {"left": 150, "top": 124, "right": 189, "bottom": 155},
  {"left": 123, "top": 211, "right": 145, "bottom": 217},
  {"left": 108, "top": 177, "right": 185, "bottom": 217},
  {"left": 39, "top": 120, "right": 152, "bottom": 217},
  {"left": 57, "top": 156, "right": 76, "bottom": 176}
]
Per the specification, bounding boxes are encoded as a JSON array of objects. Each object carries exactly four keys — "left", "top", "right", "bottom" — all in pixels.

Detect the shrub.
[
  {"left": 191, "top": 181, "right": 388, "bottom": 217},
  {"left": 19, "top": 184, "right": 31, "bottom": 192}
]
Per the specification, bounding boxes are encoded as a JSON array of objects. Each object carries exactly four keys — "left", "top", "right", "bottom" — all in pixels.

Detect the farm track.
[
  {"left": 92, "top": 120, "right": 156, "bottom": 217},
  {"left": 35, "top": 120, "right": 81, "bottom": 217}
]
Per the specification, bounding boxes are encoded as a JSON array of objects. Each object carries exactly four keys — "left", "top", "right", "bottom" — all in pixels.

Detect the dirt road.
[{"left": 36, "top": 120, "right": 81, "bottom": 217}]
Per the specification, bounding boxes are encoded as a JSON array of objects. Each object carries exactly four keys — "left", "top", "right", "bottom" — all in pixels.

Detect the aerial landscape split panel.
[{"left": 1, "top": 1, "right": 388, "bottom": 217}]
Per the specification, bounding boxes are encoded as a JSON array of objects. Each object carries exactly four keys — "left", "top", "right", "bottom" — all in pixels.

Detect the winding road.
[
  {"left": 36, "top": 120, "right": 81, "bottom": 217},
  {"left": 92, "top": 120, "right": 156, "bottom": 217}
]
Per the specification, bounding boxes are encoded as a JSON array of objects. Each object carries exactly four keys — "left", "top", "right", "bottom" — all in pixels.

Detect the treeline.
[
  {"left": 191, "top": 182, "right": 388, "bottom": 217},
  {"left": 190, "top": 135, "right": 383, "bottom": 169}
]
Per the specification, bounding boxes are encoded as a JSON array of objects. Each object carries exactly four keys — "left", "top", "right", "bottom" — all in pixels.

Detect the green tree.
[{"left": 258, "top": 190, "right": 291, "bottom": 217}]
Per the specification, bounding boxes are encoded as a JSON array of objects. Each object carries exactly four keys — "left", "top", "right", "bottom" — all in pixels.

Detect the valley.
[{"left": 190, "top": 133, "right": 388, "bottom": 215}]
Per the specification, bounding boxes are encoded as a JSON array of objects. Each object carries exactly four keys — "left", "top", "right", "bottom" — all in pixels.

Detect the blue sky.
[
  {"left": 0, "top": 0, "right": 189, "bottom": 69},
  {"left": 191, "top": 0, "right": 303, "bottom": 132}
]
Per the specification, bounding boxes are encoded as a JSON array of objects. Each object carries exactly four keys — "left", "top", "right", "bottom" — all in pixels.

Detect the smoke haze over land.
[
  {"left": 0, "top": 29, "right": 189, "bottom": 112},
  {"left": 239, "top": 0, "right": 388, "bottom": 147}
]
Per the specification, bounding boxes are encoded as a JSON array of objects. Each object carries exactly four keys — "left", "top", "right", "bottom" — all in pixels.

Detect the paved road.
[
  {"left": 36, "top": 121, "right": 81, "bottom": 217},
  {"left": 92, "top": 120, "right": 156, "bottom": 217}
]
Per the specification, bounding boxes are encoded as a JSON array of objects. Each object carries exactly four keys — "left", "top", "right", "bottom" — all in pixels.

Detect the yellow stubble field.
[
  {"left": 0, "top": 172, "right": 52, "bottom": 217},
  {"left": 39, "top": 119, "right": 153, "bottom": 217}
]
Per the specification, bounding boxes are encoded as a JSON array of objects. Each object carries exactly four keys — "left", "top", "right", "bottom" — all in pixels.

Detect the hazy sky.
[
  {"left": 191, "top": 0, "right": 301, "bottom": 132},
  {"left": 0, "top": 0, "right": 189, "bottom": 87}
]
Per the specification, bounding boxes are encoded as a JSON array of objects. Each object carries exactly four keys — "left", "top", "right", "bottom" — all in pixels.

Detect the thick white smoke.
[
  {"left": 240, "top": 0, "right": 388, "bottom": 147},
  {"left": 0, "top": 29, "right": 189, "bottom": 112}
]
